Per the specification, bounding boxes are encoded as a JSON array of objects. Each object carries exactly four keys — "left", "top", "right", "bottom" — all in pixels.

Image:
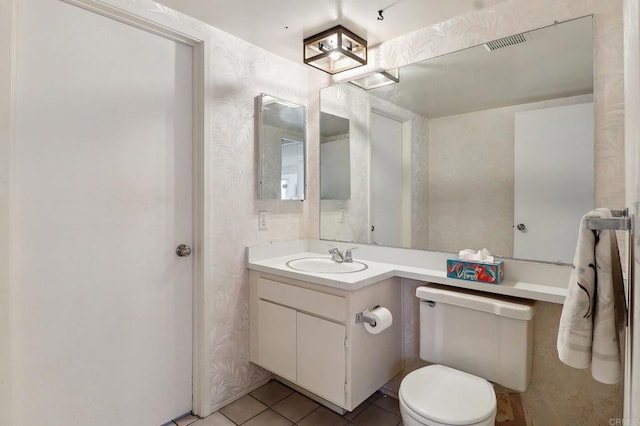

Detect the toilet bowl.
[
  {"left": 399, "top": 365, "right": 496, "bottom": 426},
  {"left": 398, "top": 285, "right": 535, "bottom": 426}
]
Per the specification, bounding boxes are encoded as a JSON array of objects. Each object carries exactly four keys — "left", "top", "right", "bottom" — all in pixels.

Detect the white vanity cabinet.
[
  {"left": 255, "top": 299, "right": 298, "bottom": 382},
  {"left": 249, "top": 272, "right": 402, "bottom": 412}
]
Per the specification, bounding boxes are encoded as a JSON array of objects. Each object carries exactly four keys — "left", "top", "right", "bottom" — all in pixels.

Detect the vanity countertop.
[{"left": 248, "top": 242, "right": 569, "bottom": 304}]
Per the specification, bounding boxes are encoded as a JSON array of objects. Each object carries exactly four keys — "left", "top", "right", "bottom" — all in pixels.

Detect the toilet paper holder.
[{"left": 355, "top": 305, "right": 380, "bottom": 326}]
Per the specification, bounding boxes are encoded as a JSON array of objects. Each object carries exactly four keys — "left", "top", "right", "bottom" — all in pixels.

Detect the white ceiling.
[
  {"left": 153, "top": 0, "right": 509, "bottom": 63},
  {"left": 152, "top": 1, "right": 593, "bottom": 120},
  {"left": 365, "top": 16, "right": 594, "bottom": 118}
]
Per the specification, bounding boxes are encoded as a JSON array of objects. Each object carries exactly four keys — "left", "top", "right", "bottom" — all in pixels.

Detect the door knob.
[
  {"left": 516, "top": 223, "right": 526, "bottom": 232},
  {"left": 176, "top": 244, "right": 192, "bottom": 257}
]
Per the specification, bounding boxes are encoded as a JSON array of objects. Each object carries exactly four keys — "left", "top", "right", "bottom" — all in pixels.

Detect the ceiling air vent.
[{"left": 484, "top": 33, "right": 527, "bottom": 51}]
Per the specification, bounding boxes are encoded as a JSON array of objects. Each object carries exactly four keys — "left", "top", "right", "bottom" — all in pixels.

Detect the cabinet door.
[
  {"left": 297, "top": 312, "right": 346, "bottom": 406},
  {"left": 257, "top": 300, "right": 296, "bottom": 381}
]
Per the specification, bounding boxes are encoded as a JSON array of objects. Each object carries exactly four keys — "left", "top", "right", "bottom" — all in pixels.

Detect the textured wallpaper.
[
  {"left": 206, "top": 30, "right": 315, "bottom": 409},
  {"left": 411, "top": 116, "right": 431, "bottom": 250}
]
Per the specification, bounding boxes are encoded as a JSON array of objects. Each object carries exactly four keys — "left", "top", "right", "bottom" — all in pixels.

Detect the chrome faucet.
[
  {"left": 328, "top": 246, "right": 358, "bottom": 263},
  {"left": 344, "top": 247, "right": 357, "bottom": 263}
]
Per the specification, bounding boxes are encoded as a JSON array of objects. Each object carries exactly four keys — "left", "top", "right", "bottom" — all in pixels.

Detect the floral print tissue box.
[{"left": 446, "top": 258, "right": 504, "bottom": 284}]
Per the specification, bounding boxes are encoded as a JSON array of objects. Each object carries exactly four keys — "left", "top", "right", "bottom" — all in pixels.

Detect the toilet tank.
[{"left": 416, "top": 285, "right": 535, "bottom": 392}]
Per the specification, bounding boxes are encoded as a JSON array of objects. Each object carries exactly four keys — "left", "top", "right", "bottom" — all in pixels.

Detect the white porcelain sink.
[{"left": 286, "top": 257, "right": 368, "bottom": 274}]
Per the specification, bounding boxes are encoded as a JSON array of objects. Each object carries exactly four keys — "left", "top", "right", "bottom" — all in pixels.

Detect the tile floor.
[
  {"left": 172, "top": 380, "right": 402, "bottom": 426},
  {"left": 171, "top": 380, "right": 527, "bottom": 426}
]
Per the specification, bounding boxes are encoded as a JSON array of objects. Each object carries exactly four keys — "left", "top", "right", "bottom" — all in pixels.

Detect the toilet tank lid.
[{"left": 416, "top": 285, "right": 535, "bottom": 320}]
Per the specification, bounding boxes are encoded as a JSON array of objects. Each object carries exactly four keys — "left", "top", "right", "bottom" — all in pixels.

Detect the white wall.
[{"left": 189, "top": 13, "right": 318, "bottom": 411}]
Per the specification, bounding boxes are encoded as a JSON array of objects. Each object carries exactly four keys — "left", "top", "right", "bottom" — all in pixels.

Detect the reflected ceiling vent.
[{"left": 484, "top": 33, "right": 527, "bottom": 51}]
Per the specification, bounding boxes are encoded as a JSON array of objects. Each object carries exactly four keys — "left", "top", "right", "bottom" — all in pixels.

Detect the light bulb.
[{"left": 329, "top": 51, "right": 341, "bottom": 61}]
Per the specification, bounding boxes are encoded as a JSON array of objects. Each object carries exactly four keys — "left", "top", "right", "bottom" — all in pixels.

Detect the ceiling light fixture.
[
  {"left": 349, "top": 69, "right": 400, "bottom": 90},
  {"left": 303, "top": 25, "right": 367, "bottom": 74}
]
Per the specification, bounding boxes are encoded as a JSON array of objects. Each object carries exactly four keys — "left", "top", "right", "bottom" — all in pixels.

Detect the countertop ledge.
[{"left": 248, "top": 251, "right": 567, "bottom": 304}]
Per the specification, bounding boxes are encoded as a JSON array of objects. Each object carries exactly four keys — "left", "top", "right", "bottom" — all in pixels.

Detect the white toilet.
[{"left": 399, "top": 285, "right": 535, "bottom": 426}]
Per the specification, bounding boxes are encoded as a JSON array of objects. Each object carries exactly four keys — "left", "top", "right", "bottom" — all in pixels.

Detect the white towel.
[{"left": 557, "top": 209, "right": 627, "bottom": 384}]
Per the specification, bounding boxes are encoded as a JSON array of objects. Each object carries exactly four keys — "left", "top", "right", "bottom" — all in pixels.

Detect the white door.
[
  {"left": 370, "top": 111, "right": 403, "bottom": 246},
  {"left": 513, "top": 103, "right": 594, "bottom": 264},
  {"left": 13, "top": 0, "right": 193, "bottom": 424}
]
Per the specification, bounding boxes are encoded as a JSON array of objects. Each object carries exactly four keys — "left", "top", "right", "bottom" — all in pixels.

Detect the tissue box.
[{"left": 446, "top": 258, "right": 504, "bottom": 284}]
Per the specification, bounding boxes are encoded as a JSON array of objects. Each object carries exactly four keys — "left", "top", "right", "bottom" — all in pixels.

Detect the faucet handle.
[
  {"left": 327, "top": 245, "right": 344, "bottom": 262},
  {"left": 344, "top": 247, "right": 358, "bottom": 262}
]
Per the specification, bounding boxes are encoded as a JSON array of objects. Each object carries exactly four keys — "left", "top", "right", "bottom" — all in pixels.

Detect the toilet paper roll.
[{"left": 363, "top": 307, "right": 393, "bottom": 335}]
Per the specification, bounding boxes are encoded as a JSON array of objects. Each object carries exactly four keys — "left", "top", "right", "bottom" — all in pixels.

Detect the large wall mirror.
[
  {"left": 320, "top": 112, "right": 351, "bottom": 200},
  {"left": 256, "top": 93, "right": 306, "bottom": 200},
  {"left": 320, "top": 16, "right": 594, "bottom": 264}
]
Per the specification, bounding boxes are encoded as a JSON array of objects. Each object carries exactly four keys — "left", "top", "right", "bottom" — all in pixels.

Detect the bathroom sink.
[{"left": 285, "top": 257, "right": 368, "bottom": 274}]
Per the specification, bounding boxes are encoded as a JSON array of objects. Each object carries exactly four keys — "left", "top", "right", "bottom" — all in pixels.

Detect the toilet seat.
[{"left": 399, "top": 365, "right": 496, "bottom": 426}]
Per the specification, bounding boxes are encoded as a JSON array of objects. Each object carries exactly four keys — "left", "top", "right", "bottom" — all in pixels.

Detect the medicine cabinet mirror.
[
  {"left": 256, "top": 93, "right": 306, "bottom": 200},
  {"left": 320, "top": 16, "right": 600, "bottom": 264}
]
